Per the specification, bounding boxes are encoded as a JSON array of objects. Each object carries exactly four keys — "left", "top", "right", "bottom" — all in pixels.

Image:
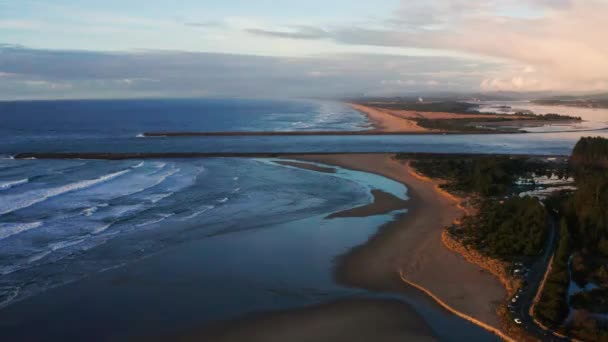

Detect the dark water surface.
[{"left": 2, "top": 97, "right": 603, "bottom": 341}]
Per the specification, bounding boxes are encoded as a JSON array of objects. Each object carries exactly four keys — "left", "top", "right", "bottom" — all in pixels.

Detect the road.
[{"left": 508, "top": 215, "right": 569, "bottom": 341}]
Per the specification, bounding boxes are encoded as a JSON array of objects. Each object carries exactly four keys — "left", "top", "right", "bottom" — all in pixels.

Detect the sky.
[{"left": 1, "top": 0, "right": 607, "bottom": 99}]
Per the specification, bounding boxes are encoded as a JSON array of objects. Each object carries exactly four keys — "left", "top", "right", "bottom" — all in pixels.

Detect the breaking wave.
[
  {"left": 181, "top": 205, "right": 215, "bottom": 221},
  {"left": 0, "top": 178, "right": 29, "bottom": 191},
  {"left": 0, "top": 169, "right": 130, "bottom": 216},
  {"left": 0, "top": 221, "right": 43, "bottom": 240},
  {"left": 136, "top": 213, "right": 175, "bottom": 227}
]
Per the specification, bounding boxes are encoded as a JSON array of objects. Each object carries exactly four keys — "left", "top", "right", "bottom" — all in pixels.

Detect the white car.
[{"left": 514, "top": 318, "right": 522, "bottom": 325}]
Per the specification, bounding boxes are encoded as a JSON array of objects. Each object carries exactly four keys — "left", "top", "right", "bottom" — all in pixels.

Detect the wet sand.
[
  {"left": 291, "top": 154, "right": 509, "bottom": 337},
  {"left": 327, "top": 189, "right": 408, "bottom": 219},
  {"left": 274, "top": 160, "right": 337, "bottom": 173},
  {"left": 179, "top": 298, "right": 437, "bottom": 342}
]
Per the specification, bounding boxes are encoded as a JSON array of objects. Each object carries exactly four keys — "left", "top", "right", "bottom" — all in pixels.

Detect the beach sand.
[
  {"left": 349, "top": 103, "right": 528, "bottom": 133},
  {"left": 348, "top": 103, "right": 430, "bottom": 132},
  {"left": 291, "top": 154, "right": 508, "bottom": 334}
]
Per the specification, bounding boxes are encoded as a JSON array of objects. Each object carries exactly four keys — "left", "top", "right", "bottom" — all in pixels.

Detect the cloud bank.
[
  {"left": 2, "top": 0, "right": 607, "bottom": 99},
  {"left": 0, "top": 45, "right": 499, "bottom": 100},
  {"left": 247, "top": 0, "right": 608, "bottom": 92}
]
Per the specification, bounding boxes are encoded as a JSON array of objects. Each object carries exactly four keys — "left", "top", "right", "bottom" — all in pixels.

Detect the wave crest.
[
  {"left": 0, "top": 169, "right": 130, "bottom": 216},
  {"left": 0, "top": 178, "right": 29, "bottom": 191}
]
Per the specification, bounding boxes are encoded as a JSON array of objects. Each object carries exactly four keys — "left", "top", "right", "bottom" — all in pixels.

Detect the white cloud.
[
  {"left": 0, "top": 20, "right": 39, "bottom": 29},
  {"left": 242, "top": 0, "right": 608, "bottom": 92}
]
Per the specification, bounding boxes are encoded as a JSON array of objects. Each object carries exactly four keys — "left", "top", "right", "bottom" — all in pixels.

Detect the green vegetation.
[
  {"left": 534, "top": 94, "right": 608, "bottom": 109},
  {"left": 359, "top": 101, "right": 479, "bottom": 114},
  {"left": 569, "top": 311, "right": 608, "bottom": 342},
  {"left": 400, "top": 139, "right": 608, "bottom": 340},
  {"left": 403, "top": 155, "right": 565, "bottom": 196},
  {"left": 455, "top": 197, "right": 548, "bottom": 260},
  {"left": 413, "top": 117, "right": 519, "bottom": 133},
  {"left": 535, "top": 218, "right": 572, "bottom": 328},
  {"left": 569, "top": 137, "right": 608, "bottom": 255},
  {"left": 537, "top": 113, "right": 582, "bottom": 121},
  {"left": 571, "top": 289, "right": 608, "bottom": 313},
  {"left": 572, "top": 136, "right": 608, "bottom": 170},
  {"left": 357, "top": 100, "right": 582, "bottom": 120},
  {"left": 536, "top": 137, "right": 608, "bottom": 340},
  {"left": 408, "top": 156, "right": 522, "bottom": 196},
  {"left": 402, "top": 155, "right": 556, "bottom": 260}
]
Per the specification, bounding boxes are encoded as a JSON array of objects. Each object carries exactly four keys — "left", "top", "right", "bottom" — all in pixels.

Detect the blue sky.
[{"left": 1, "top": 0, "right": 606, "bottom": 99}]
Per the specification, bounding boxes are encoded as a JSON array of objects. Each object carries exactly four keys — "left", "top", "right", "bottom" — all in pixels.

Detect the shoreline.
[
  {"left": 291, "top": 154, "right": 513, "bottom": 340},
  {"left": 347, "top": 103, "right": 430, "bottom": 133},
  {"left": 12, "top": 152, "right": 570, "bottom": 160}
]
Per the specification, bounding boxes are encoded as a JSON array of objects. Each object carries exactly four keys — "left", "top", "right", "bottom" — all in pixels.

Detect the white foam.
[
  {"left": 0, "top": 221, "right": 43, "bottom": 240},
  {"left": 217, "top": 197, "right": 229, "bottom": 204},
  {"left": 181, "top": 205, "right": 215, "bottom": 220},
  {"left": 136, "top": 213, "right": 174, "bottom": 227},
  {"left": 92, "top": 222, "right": 113, "bottom": 234},
  {"left": 82, "top": 206, "right": 99, "bottom": 217},
  {"left": 0, "top": 178, "right": 28, "bottom": 191},
  {"left": 106, "top": 204, "right": 144, "bottom": 219},
  {"left": 0, "top": 286, "right": 20, "bottom": 308},
  {"left": 136, "top": 133, "right": 145, "bottom": 138},
  {"left": 146, "top": 192, "right": 173, "bottom": 204},
  {"left": 132, "top": 161, "right": 145, "bottom": 168},
  {"left": 0, "top": 168, "right": 130, "bottom": 216},
  {"left": 78, "top": 165, "right": 177, "bottom": 202},
  {"left": 27, "top": 250, "right": 52, "bottom": 263},
  {"left": 49, "top": 238, "right": 86, "bottom": 251}
]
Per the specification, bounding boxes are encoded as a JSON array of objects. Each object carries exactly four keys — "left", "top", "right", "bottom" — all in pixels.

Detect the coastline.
[
  {"left": 346, "top": 103, "right": 430, "bottom": 132},
  {"left": 290, "top": 154, "right": 512, "bottom": 339}
]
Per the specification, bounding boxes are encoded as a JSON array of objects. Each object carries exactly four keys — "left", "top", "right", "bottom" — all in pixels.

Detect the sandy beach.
[
  {"left": 348, "top": 103, "right": 430, "bottom": 132},
  {"left": 291, "top": 154, "right": 508, "bottom": 335},
  {"left": 348, "top": 103, "right": 529, "bottom": 133}
]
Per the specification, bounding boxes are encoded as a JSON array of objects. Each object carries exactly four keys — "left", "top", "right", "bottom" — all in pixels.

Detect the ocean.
[
  {"left": 0, "top": 98, "right": 605, "bottom": 340},
  {"left": 1, "top": 98, "right": 607, "bottom": 157}
]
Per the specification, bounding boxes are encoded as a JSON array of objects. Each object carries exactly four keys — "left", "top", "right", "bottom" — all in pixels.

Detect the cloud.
[
  {"left": 184, "top": 20, "right": 225, "bottom": 28},
  {"left": 246, "top": 26, "right": 330, "bottom": 40},
  {"left": 0, "top": 20, "right": 40, "bottom": 30},
  {"left": 0, "top": 45, "right": 496, "bottom": 100},
  {"left": 241, "top": 0, "right": 607, "bottom": 92}
]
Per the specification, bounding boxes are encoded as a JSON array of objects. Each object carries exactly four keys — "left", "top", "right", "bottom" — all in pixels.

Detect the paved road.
[{"left": 509, "top": 215, "right": 569, "bottom": 341}]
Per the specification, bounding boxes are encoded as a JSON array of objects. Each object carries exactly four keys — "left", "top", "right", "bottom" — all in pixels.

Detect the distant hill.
[{"left": 533, "top": 93, "right": 608, "bottom": 108}]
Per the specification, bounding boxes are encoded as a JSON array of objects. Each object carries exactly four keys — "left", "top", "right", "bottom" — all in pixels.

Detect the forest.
[{"left": 536, "top": 137, "right": 608, "bottom": 341}]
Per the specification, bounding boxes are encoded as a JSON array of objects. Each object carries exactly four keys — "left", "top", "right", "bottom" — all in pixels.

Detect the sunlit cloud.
[{"left": 2, "top": 0, "right": 606, "bottom": 98}]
